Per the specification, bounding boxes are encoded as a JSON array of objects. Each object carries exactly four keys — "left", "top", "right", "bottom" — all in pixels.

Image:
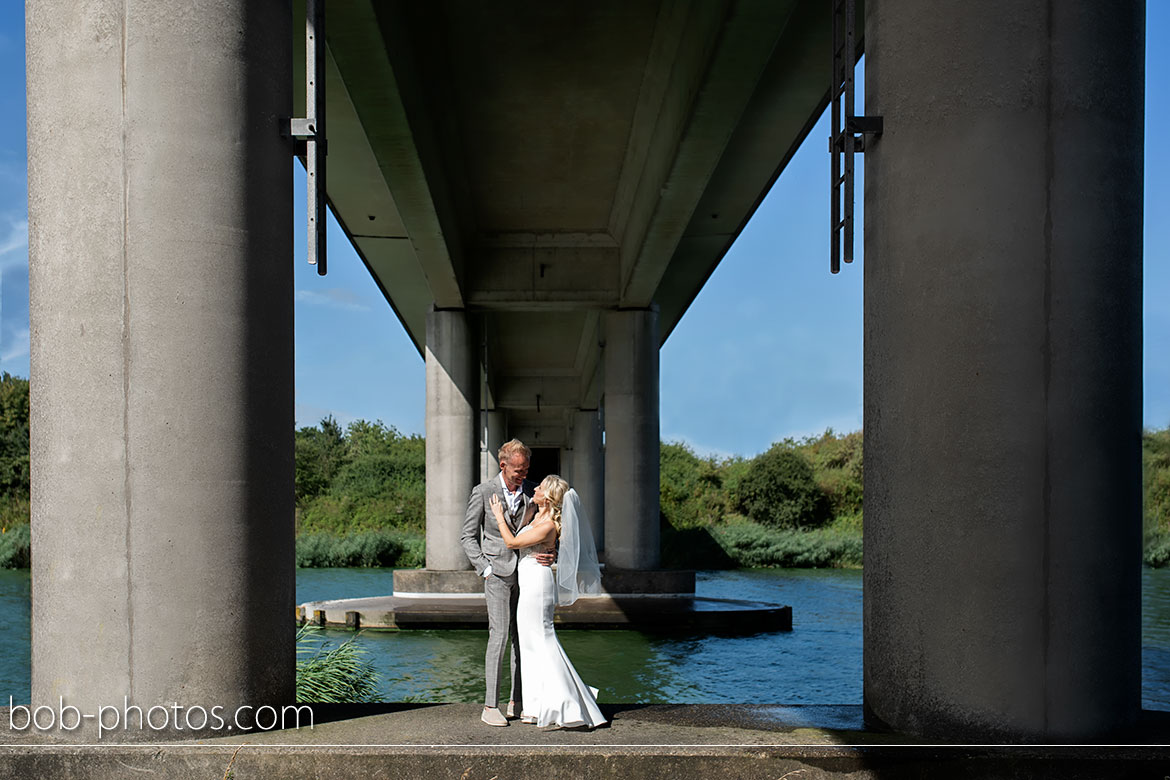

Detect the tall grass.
[{"left": 295, "top": 626, "right": 381, "bottom": 703}]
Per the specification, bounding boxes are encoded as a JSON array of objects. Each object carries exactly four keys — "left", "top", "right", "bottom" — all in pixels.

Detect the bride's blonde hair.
[{"left": 539, "top": 474, "right": 569, "bottom": 537}]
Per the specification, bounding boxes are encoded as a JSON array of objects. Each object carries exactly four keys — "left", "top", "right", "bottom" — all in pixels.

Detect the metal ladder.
[{"left": 830, "top": 0, "right": 881, "bottom": 274}]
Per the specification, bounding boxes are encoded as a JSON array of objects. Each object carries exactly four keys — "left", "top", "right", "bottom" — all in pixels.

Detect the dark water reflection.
[
  {"left": 1143, "top": 567, "right": 1170, "bottom": 709},
  {"left": 0, "top": 567, "right": 1165, "bottom": 707}
]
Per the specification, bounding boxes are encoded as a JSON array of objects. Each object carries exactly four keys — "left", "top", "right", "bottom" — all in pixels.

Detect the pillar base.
[{"left": 392, "top": 568, "right": 695, "bottom": 597}]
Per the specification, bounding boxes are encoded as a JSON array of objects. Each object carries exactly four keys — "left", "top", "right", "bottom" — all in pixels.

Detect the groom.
[{"left": 461, "top": 438, "right": 551, "bottom": 726}]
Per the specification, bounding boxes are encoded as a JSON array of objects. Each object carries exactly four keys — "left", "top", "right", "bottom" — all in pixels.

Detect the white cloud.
[
  {"left": 295, "top": 287, "right": 369, "bottom": 312},
  {"left": 294, "top": 399, "right": 358, "bottom": 430},
  {"left": 0, "top": 326, "right": 29, "bottom": 366},
  {"left": 0, "top": 216, "right": 27, "bottom": 269}
]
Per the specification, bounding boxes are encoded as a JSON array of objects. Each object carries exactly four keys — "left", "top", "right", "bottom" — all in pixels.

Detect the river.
[{"left": 2, "top": 567, "right": 1167, "bottom": 708}]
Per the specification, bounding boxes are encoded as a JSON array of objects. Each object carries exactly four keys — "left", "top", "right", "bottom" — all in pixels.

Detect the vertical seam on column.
[
  {"left": 120, "top": 0, "right": 134, "bottom": 703},
  {"left": 1041, "top": 0, "right": 1055, "bottom": 735}
]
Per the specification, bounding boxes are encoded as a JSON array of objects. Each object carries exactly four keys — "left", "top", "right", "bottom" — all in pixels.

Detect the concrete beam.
[
  {"left": 324, "top": 0, "right": 465, "bottom": 309},
  {"left": 466, "top": 246, "right": 620, "bottom": 309},
  {"left": 619, "top": 0, "right": 796, "bottom": 306},
  {"left": 492, "top": 376, "right": 584, "bottom": 410},
  {"left": 507, "top": 409, "right": 573, "bottom": 449},
  {"left": 656, "top": 0, "right": 842, "bottom": 338}
]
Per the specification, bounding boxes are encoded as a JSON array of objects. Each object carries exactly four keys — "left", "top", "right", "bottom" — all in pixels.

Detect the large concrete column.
[
  {"left": 426, "top": 307, "right": 477, "bottom": 570},
  {"left": 863, "top": 0, "right": 1144, "bottom": 740},
  {"left": 27, "top": 0, "right": 293, "bottom": 729},
  {"left": 572, "top": 409, "right": 605, "bottom": 555},
  {"left": 603, "top": 309, "right": 659, "bottom": 569}
]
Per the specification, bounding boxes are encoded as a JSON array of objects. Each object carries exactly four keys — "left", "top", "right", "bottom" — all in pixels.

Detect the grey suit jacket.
[{"left": 461, "top": 476, "right": 537, "bottom": 578}]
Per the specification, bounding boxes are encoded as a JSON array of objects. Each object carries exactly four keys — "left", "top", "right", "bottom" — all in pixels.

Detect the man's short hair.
[{"left": 497, "top": 439, "right": 531, "bottom": 464}]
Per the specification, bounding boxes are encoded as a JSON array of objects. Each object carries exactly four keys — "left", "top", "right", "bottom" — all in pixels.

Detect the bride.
[{"left": 489, "top": 475, "right": 606, "bottom": 729}]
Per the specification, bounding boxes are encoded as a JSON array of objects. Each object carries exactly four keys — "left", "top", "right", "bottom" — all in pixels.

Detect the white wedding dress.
[{"left": 515, "top": 525, "right": 607, "bottom": 728}]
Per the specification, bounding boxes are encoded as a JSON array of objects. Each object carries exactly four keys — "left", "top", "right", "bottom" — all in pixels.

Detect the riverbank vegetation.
[
  {"left": 1, "top": 372, "right": 1168, "bottom": 569},
  {"left": 294, "top": 417, "right": 426, "bottom": 567},
  {"left": 1145, "top": 427, "right": 1170, "bottom": 566},
  {"left": 659, "top": 431, "right": 864, "bottom": 568}
]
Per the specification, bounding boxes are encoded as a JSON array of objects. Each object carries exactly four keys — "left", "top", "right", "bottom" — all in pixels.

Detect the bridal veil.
[{"left": 556, "top": 488, "right": 603, "bottom": 606}]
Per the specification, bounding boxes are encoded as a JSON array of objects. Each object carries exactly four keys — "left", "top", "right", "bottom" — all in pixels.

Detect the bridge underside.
[{"left": 311, "top": 0, "right": 835, "bottom": 446}]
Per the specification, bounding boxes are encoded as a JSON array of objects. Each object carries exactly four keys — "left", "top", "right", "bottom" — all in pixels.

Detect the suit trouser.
[{"left": 484, "top": 570, "right": 522, "bottom": 708}]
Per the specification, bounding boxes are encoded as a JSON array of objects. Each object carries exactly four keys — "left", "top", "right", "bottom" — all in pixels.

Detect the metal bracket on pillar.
[
  {"left": 284, "top": 0, "right": 327, "bottom": 275},
  {"left": 829, "top": 0, "right": 881, "bottom": 274}
]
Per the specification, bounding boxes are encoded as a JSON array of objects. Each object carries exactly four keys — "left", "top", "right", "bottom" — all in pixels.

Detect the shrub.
[
  {"left": 1144, "top": 429, "right": 1170, "bottom": 533},
  {"left": 794, "top": 429, "right": 864, "bottom": 518},
  {"left": 713, "top": 522, "right": 861, "bottom": 568},
  {"left": 734, "top": 443, "right": 830, "bottom": 530},
  {"left": 295, "top": 530, "right": 424, "bottom": 568},
  {"left": 0, "top": 523, "right": 30, "bottom": 569},
  {"left": 659, "top": 441, "right": 731, "bottom": 529},
  {"left": 0, "top": 495, "right": 29, "bottom": 532},
  {"left": 0, "top": 374, "right": 30, "bottom": 503},
  {"left": 1145, "top": 533, "right": 1170, "bottom": 568}
]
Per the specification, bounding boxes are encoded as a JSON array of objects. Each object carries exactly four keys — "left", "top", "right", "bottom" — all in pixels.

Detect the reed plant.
[{"left": 295, "top": 626, "right": 381, "bottom": 703}]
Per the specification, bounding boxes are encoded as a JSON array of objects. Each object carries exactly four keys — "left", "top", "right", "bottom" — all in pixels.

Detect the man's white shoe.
[
  {"left": 481, "top": 707, "right": 508, "bottom": 727},
  {"left": 505, "top": 701, "right": 516, "bottom": 719}
]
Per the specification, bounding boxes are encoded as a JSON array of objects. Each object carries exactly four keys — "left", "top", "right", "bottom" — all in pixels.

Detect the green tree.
[
  {"left": 659, "top": 441, "right": 728, "bottom": 529},
  {"left": 294, "top": 415, "right": 349, "bottom": 502},
  {"left": 793, "top": 429, "right": 863, "bottom": 519},
  {"left": 0, "top": 373, "right": 30, "bottom": 499},
  {"left": 734, "top": 442, "right": 829, "bottom": 530},
  {"left": 1144, "top": 428, "right": 1170, "bottom": 545}
]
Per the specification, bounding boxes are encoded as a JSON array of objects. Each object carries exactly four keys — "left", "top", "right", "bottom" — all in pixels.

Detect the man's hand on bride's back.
[{"left": 533, "top": 550, "right": 556, "bottom": 567}]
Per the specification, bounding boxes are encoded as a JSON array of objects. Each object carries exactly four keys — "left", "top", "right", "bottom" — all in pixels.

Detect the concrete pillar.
[
  {"left": 863, "top": 0, "right": 1143, "bottom": 740},
  {"left": 479, "top": 410, "right": 505, "bottom": 483},
  {"left": 560, "top": 447, "right": 574, "bottom": 486},
  {"left": 27, "top": 0, "right": 294, "bottom": 729},
  {"left": 572, "top": 409, "right": 605, "bottom": 554},
  {"left": 603, "top": 309, "right": 659, "bottom": 569},
  {"left": 426, "top": 307, "right": 477, "bottom": 570}
]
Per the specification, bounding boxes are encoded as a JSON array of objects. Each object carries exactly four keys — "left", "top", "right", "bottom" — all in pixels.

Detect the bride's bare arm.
[{"left": 490, "top": 494, "right": 555, "bottom": 549}]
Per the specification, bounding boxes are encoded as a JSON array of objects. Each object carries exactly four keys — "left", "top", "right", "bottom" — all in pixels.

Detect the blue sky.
[{"left": 1, "top": 8, "right": 1166, "bottom": 459}]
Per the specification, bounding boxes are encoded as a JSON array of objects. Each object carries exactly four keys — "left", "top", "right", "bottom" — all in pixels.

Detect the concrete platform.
[
  {"left": 1, "top": 705, "right": 1168, "bottom": 778},
  {"left": 297, "top": 594, "right": 792, "bottom": 632},
  {"left": 300, "top": 566, "right": 791, "bottom": 632}
]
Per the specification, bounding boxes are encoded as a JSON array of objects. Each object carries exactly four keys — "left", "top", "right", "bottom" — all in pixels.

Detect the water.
[
  {"left": 1, "top": 568, "right": 1167, "bottom": 708},
  {"left": 0, "top": 570, "right": 29, "bottom": 705},
  {"left": 1144, "top": 567, "right": 1170, "bottom": 709},
  {"left": 297, "top": 567, "right": 864, "bottom": 704}
]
